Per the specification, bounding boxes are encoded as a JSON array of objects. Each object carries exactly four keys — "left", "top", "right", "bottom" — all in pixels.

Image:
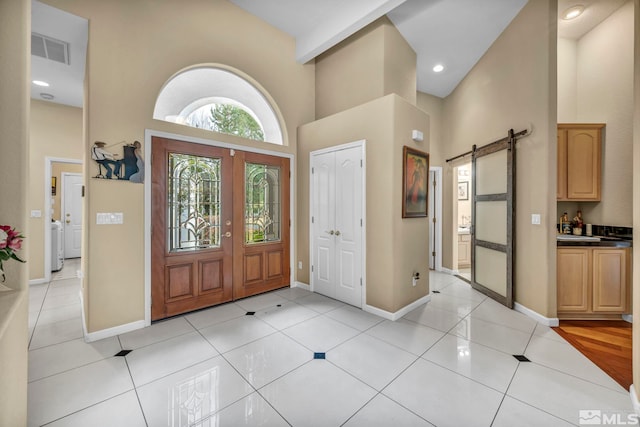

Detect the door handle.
[
  {"left": 65, "top": 220, "right": 71, "bottom": 224},
  {"left": 224, "top": 231, "right": 231, "bottom": 238},
  {"left": 335, "top": 230, "right": 341, "bottom": 236},
  {"left": 326, "top": 230, "right": 335, "bottom": 235}
]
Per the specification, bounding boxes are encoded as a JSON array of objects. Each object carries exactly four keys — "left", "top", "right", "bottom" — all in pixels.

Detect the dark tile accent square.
[
  {"left": 277, "top": 304, "right": 282, "bottom": 307},
  {"left": 432, "top": 290, "right": 441, "bottom": 294},
  {"left": 513, "top": 355, "right": 530, "bottom": 362},
  {"left": 246, "top": 311, "right": 255, "bottom": 316},
  {"left": 115, "top": 350, "right": 132, "bottom": 357},
  {"left": 314, "top": 352, "right": 326, "bottom": 360}
]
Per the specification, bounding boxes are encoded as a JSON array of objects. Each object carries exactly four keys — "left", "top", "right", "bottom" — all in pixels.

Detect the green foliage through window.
[{"left": 186, "top": 104, "right": 265, "bottom": 141}]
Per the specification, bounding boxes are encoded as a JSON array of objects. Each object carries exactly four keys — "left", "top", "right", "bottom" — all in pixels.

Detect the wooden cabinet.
[
  {"left": 592, "top": 249, "right": 628, "bottom": 312},
  {"left": 557, "top": 247, "right": 630, "bottom": 319},
  {"left": 557, "top": 248, "right": 590, "bottom": 312},
  {"left": 557, "top": 124, "right": 604, "bottom": 201},
  {"left": 458, "top": 233, "right": 471, "bottom": 268}
]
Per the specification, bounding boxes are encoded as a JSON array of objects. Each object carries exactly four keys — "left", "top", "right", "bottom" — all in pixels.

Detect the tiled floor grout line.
[
  {"left": 39, "top": 390, "right": 137, "bottom": 427},
  {"left": 28, "top": 281, "right": 51, "bottom": 349},
  {"left": 121, "top": 354, "right": 151, "bottom": 427},
  {"left": 28, "top": 271, "right": 631, "bottom": 426}
]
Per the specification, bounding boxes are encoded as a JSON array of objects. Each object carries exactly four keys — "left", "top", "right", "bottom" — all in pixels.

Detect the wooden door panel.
[
  {"left": 557, "top": 130, "right": 567, "bottom": 200},
  {"left": 267, "top": 250, "right": 284, "bottom": 279},
  {"left": 165, "top": 262, "right": 193, "bottom": 301},
  {"left": 233, "top": 152, "right": 290, "bottom": 299},
  {"left": 199, "top": 259, "right": 224, "bottom": 293},
  {"left": 593, "top": 249, "right": 626, "bottom": 312},
  {"left": 557, "top": 249, "right": 590, "bottom": 312},
  {"left": 151, "top": 137, "right": 233, "bottom": 320}
]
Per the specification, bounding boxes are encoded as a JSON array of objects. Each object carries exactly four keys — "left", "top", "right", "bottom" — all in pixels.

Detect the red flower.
[{"left": 0, "top": 225, "right": 26, "bottom": 281}]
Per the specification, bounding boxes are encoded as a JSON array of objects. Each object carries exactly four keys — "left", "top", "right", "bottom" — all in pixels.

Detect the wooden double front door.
[{"left": 151, "top": 137, "right": 290, "bottom": 320}]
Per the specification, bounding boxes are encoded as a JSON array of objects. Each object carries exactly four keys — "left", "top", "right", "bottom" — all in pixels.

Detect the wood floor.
[{"left": 552, "top": 320, "right": 632, "bottom": 390}]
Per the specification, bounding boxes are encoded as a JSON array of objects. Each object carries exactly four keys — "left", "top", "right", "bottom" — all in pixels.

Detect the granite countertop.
[{"left": 556, "top": 235, "right": 632, "bottom": 248}]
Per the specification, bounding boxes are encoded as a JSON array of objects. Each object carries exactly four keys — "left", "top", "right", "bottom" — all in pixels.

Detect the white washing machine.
[{"left": 51, "top": 220, "right": 64, "bottom": 272}]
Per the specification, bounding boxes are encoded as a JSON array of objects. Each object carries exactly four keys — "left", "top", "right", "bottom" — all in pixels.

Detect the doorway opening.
[
  {"left": 455, "top": 163, "right": 472, "bottom": 281},
  {"left": 44, "top": 157, "right": 83, "bottom": 283}
]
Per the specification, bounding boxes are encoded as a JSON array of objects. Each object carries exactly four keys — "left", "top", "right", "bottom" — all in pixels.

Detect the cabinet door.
[
  {"left": 557, "top": 130, "right": 567, "bottom": 200},
  {"left": 592, "top": 248, "right": 627, "bottom": 312},
  {"left": 566, "top": 128, "right": 601, "bottom": 200},
  {"left": 458, "top": 234, "right": 471, "bottom": 267},
  {"left": 557, "top": 248, "right": 590, "bottom": 312}
]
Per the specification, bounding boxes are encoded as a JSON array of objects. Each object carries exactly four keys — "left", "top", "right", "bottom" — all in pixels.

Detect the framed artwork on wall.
[
  {"left": 402, "top": 146, "right": 429, "bottom": 218},
  {"left": 458, "top": 181, "right": 469, "bottom": 200},
  {"left": 51, "top": 176, "right": 57, "bottom": 196}
]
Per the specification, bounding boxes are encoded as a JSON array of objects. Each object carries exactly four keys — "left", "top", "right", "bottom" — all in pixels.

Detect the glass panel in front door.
[
  {"left": 167, "top": 153, "right": 221, "bottom": 251},
  {"left": 245, "top": 162, "right": 281, "bottom": 244}
]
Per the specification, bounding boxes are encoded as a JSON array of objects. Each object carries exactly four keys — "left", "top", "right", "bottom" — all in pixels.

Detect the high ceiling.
[{"left": 31, "top": 0, "right": 627, "bottom": 107}]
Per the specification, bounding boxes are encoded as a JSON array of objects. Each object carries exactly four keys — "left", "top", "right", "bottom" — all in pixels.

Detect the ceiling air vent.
[{"left": 31, "top": 33, "right": 70, "bottom": 65}]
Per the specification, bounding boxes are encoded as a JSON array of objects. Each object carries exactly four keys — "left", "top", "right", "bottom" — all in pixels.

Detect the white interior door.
[
  {"left": 311, "top": 143, "right": 364, "bottom": 307},
  {"left": 63, "top": 173, "right": 83, "bottom": 259}
]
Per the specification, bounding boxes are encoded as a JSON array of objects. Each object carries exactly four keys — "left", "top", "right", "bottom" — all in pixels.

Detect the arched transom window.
[{"left": 153, "top": 67, "right": 284, "bottom": 145}]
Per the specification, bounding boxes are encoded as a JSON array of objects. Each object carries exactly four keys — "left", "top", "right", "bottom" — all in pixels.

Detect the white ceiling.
[
  {"left": 31, "top": 0, "right": 627, "bottom": 108},
  {"left": 31, "top": 1, "right": 87, "bottom": 108}
]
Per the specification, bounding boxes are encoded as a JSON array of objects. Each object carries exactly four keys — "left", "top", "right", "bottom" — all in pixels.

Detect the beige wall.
[
  {"left": 440, "top": 0, "right": 558, "bottom": 316},
  {"left": 315, "top": 17, "right": 416, "bottom": 119},
  {"left": 0, "top": 0, "right": 30, "bottom": 423},
  {"left": 51, "top": 162, "right": 83, "bottom": 222},
  {"left": 566, "top": 1, "right": 634, "bottom": 227},
  {"left": 28, "top": 100, "right": 83, "bottom": 280},
  {"left": 417, "top": 92, "right": 458, "bottom": 270},
  {"left": 43, "top": 0, "right": 315, "bottom": 332},
  {"left": 298, "top": 94, "right": 429, "bottom": 312},
  {"left": 557, "top": 37, "right": 578, "bottom": 122}
]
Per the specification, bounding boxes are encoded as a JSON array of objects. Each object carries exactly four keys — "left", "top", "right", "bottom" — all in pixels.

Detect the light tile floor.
[{"left": 27, "top": 267, "right": 634, "bottom": 426}]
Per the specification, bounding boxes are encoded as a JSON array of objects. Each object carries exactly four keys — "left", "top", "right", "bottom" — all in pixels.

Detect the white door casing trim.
[
  {"left": 309, "top": 140, "right": 366, "bottom": 308},
  {"left": 144, "top": 129, "right": 295, "bottom": 327}
]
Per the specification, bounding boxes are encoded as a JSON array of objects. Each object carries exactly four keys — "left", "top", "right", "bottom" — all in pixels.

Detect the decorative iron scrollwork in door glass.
[
  {"left": 167, "top": 153, "right": 221, "bottom": 251},
  {"left": 245, "top": 163, "right": 281, "bottom": 244}
]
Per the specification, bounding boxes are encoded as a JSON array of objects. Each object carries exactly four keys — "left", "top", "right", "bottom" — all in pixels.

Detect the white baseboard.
[
  {"left": 293, "top": 281, "right": 310, "bottom": 291},
  {"left": 622, "top": 314, "right": 633, "bottom": 323},
  {"left": 630, "top": 385, "right": 640, "bottom": 416},
  {"left": 84, "top": 320, "right": 146, "bottom": 343},
  {"left": 364, "top": 294, "right": 431, "bottom": 321},
  {"left": 514, "top": 302, "right": 559, "bottom": 327},
  {"left": 439, "top": 267, "right": 458, "bottom": 275},
  {"left": 29, "top": 278, "right": 48, "bottom": 286}
]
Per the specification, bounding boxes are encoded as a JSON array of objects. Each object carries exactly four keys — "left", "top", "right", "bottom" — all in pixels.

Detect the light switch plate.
[
  {"left": 531, "top": 214, "right": 541, "bottom": 225},
  {"left": 30, "top": 210, "right": 42, "bottom": 218}
]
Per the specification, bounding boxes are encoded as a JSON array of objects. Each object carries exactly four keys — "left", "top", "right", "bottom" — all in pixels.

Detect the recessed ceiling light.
[
  {"left": 433, "top": 64, "right": 445, "bottom": 73},
  {"left": 562, "top": 5, "right": 584, "bottom": 20},
  {"left": 40, "top": 93, "right": 54, "bottom": 100},
  {"left": 32, "top": 80, "right": 50, "bottom": 87}
]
